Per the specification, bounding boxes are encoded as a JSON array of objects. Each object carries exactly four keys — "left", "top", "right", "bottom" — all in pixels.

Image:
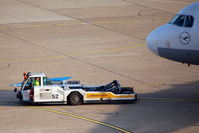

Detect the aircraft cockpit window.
[
  {"left": 169, "top": 14, "right": 194, "bottom": 28},
  {"left": 173, "top": 15, "right": 185, "bottom": 26},
  {"left": 169, "top": 14, "right": 180, "bottom": 24},
  {"left": 185, "top": 15, "right": 194, "bottom": 27}
]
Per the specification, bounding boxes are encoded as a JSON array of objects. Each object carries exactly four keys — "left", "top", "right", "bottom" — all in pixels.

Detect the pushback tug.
[{"left": 11, "top": 72, "right": 137, "bottom": 105}]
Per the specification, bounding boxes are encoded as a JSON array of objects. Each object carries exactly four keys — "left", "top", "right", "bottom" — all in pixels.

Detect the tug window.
[
  {"left": 33, "top": 77, "right": 40, "bottom": 86},
  {"left": 24, "top": 77, "right": 34, "bottom": 90},
  {"left": 43, "top": 77, "right": 53, "bottom": 85}
]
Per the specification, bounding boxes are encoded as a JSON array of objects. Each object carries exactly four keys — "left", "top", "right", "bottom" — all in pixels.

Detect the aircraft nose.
[{"left": 146, "top": 30, "right": 159, "bottom": 55}]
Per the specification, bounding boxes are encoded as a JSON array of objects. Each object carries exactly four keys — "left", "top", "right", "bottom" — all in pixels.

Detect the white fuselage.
[{"left": 146, "top": 2, "right": 199, "bottom": 65}]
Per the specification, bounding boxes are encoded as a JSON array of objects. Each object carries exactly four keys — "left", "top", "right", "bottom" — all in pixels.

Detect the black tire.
[
  {"left": 17, "top": 91, "right": 23, "bottom": 100},
  {"left": 68, "top": 92, "right": 82, "bottom": 105}
]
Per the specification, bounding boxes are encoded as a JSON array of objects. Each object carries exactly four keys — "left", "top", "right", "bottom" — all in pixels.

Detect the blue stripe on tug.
[
  {"left": 49, "top": 77, "right": 72, "bottom": 82},
  {"left": 10, "top": 83, "right": 22, "bottom": 87}
]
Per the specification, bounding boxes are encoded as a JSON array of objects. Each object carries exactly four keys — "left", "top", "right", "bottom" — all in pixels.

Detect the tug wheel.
[{"left": 68, "top": 92, "right": 82, "bottom": 105}]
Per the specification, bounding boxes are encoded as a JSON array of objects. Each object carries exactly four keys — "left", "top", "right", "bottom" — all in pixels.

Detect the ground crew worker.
[
  {"left": 33, "top": 77, "right": 40, "bottom": 86},
  {"left": 23, "top": 72, "right": 27, "bottom": 79}
]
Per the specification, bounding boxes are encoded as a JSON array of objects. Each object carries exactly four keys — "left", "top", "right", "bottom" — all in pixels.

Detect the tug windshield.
[{"left": 43, "top": 77, "right": 53, "bottom": 85}]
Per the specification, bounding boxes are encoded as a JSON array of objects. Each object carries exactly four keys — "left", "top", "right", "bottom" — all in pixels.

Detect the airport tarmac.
[{"left": 0, "top": 0, "right": 199, "bottom": 133}]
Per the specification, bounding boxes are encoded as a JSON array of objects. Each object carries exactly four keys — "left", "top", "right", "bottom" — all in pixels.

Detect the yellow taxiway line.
[
  {"left": 29, "top": 106, "right": 131, "bottom": 133},
  {"left": 0, "top": 43, "right": 145, "bottom": 63},
  {"left": 0, "top": 19, "right": 169, "bottom": 30},
  {"left": 15, "top": 24, "right": 49, "bottom": 28},
  {"left": 1, "top": 95, "right": 199, "bottom": 133},
  {"left": 1, "top": 96, "right": 199, "bottom": 103},
  {"left": 68, "top": 43, "right": 145, "bottom": 57},
  {"left": 55, "top": 22, "right": 84, "bottom": 26},
  {"left": 0, "top": 101, "right": 131, "bottom": 133},
  {"left": 0, "top": 27, "right": 6, "bottom": 30}
]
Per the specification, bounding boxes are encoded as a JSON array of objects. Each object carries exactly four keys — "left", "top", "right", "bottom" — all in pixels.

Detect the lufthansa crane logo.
[{"left": 179, "top": 32, "right": 191, "bottom": 45}]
